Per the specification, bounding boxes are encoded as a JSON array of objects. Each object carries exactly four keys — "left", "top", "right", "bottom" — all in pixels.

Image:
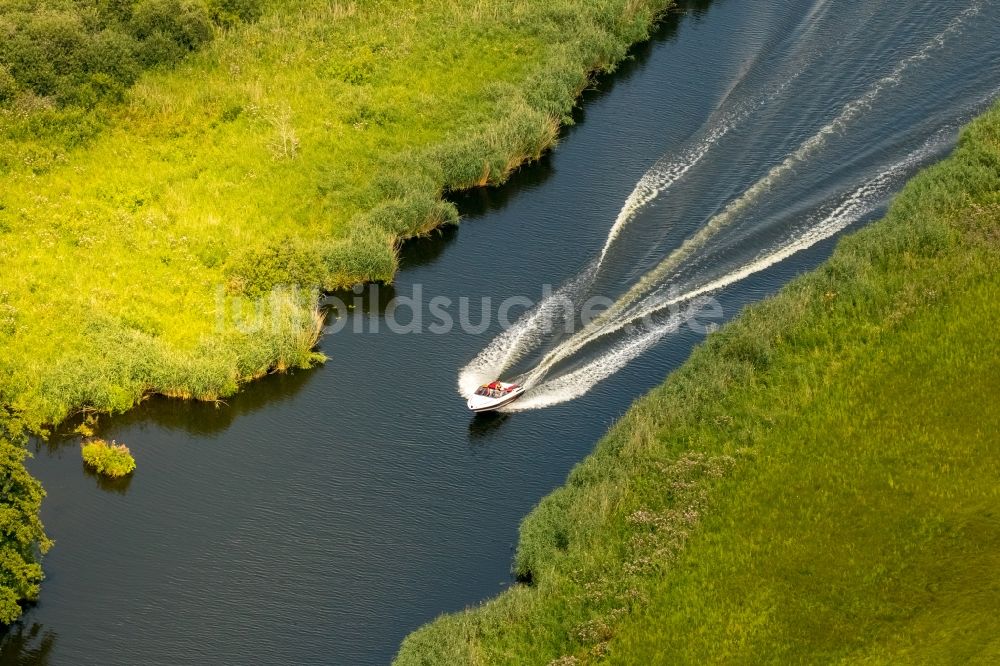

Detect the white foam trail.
[
  {"left": 598, "top": 121, "right": 731, "bottom": 263},
  {"left": 457, "top": 264, "right": 596, "bottom": 396},
  {"left": 518, "top": 7, "right": 977, "bottom": 387},
  {"left": 459, "top": 13, "right": 842, "bottom": 395},
  {"left": 461, "top": 88, "right": 799, "bottom": 395},
  {"left": 508, "top": 140, "right": 943, "bottom": 409},
  {"left": 610, "top": 139, "right": 943, "bottom": 329},
  {"left": 461, "top": 105, "right": 745, "bottom": 396},
  {"left": 599, "top": 0, "right": 848, "bottom": 267},
  {"left": 715, "top": 0, "right": 836, "bottom": 112},
  {"left": 598, "top": 73, "right": 807, "bottom": 266},
  {"left": 503, "top": 310, "right": 692, "bottom": 411},
  {"left": 803, "top": 0, "right": 833, "bottom": 25}
]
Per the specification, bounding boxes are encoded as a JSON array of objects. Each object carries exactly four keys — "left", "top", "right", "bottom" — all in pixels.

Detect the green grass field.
[
  {"left": 395, "top": 104, "right": 1000, "bottom": 664},
  {"left": 0, "top": 0, "right": 675, "bottom": 432}
]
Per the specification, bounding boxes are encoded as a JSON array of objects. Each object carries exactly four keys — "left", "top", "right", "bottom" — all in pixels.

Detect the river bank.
[
  {"left": 0, "top": 0, "right": 676, "bottom": 434},
  {"left": 395, "top": 102, "right": 1000, "bottom": 664},
  {"left": 0, "top": 0, "right": 680, "bottom": 622},
  {"left": 5, "top": 1, "right": 998, "bottom": 659}
]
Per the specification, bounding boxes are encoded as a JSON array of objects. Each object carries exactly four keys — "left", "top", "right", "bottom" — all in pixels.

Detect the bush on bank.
[{"left": 0, "top": 415, "right": 52, "bottom": 625}]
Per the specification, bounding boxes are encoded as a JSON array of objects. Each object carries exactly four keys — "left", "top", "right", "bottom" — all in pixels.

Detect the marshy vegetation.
[
  {"left": 0, "top": 0, "right": 677, "bottom": 433},
  {"left": 395, "top": 103, "right": 1000, "bottom": 664},
  {"left": 0, "top": 0, "right": 678, "bottom": 625},
  {"left": 80, "top": 439, "right": 136, "bottom": 477}
]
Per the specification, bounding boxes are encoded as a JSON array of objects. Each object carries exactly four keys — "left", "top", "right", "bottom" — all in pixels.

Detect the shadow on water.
[
  {"left": 397, "top": 224, "right": 460, "bottom": 270},
  {"left": 0, "top": 624, "right": 56, "bottom": 666},
  {"left": 445, "top": 152, "right": 558, "bottom": 219},
  {"left": 80, "top": 463, "right": 134, "bottom": 495},
  {"left": 108, "top": 369, "right": 316, "bottom": 438},
  {"left": 40, "top": 368, "right": 319, "bottom": 448},
  {"left": 323, "top": 283, "right": 398, "bottom": 317},
  {"left": 467, "top": 411, "right": 512, "bottom": 442},
  {"left": 569, "top": 0, "right": 716, "bottom": 127}
]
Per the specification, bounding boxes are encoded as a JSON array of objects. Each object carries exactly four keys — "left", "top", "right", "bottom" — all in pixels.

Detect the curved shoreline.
[
  {"left": 0, "top": 0, "right": 680, "bottom": 436},
  {"left": 0, "top": 0, "right": 682, "bottom": 625}
]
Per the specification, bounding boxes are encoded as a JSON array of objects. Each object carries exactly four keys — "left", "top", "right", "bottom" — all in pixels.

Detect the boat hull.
[{"left": 467, "top": 386, "right": 525, "bottom": 413}]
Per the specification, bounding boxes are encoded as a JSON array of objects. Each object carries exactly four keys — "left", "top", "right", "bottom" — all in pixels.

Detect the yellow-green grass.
[
  {"left": 0, "top": 0, "right": 675, "bottom": 432},
  {"left": 394, "top": 105, "right": 1000, "bottom": 664}
]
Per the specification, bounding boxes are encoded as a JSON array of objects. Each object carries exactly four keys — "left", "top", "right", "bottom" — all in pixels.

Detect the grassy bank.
[
  {"left": 0, "top": 0, "right": 679, "bottom": 626},
  {"left": 395, "top": 104, "right": 1000, "bottom": 663},
  {"left": 0, "top": 0, "right": 676, "bottom": 433}
]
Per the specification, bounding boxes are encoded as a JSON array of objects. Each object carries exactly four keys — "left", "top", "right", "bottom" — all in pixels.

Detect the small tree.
[{"left": 0, "top": 438, "right": 52, "bottom": 624}]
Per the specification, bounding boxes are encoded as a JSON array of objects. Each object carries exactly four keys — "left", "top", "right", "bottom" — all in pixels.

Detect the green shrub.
[
  {"left": 225, "top": 239, "right": 326, "bottom": 297},
  {"left": 24, "top": 11, "right": 89, "bottom": 78},
  {"left": 4, "top": 29, "right": 59, "bottom": 97},
  {"left": 208, "top": 0, "right": 263, "bottom": 28},
  {"left": 85, "top": 29, "right": 141, "bottom": 84},
  {"left": 131, "top": 0, "right": 210, "bottom": 46},
  {"left": 0, "top": 0, "right": 255, "bottom": 108},
  {"left": 0, "top": 65, "right": 17, "bottom": 103},
  {"left": 135, "top": 29, "right": 186, "bottom": 67},
  {"left": 81, "top": 439, "right": 136, "bottom": 477},
  {"left": 0, "top": 434, "right": 52, "bottom": 625}
]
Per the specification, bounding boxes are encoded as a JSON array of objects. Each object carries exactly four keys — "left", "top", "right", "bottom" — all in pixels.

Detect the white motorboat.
[{"left": 467, "top": 381, "right": 525, "bottom": 413}]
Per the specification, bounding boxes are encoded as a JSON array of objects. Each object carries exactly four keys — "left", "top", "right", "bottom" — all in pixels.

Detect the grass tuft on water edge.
[{"left": 81, "top": 439, "right": 137, "bottom": 478}]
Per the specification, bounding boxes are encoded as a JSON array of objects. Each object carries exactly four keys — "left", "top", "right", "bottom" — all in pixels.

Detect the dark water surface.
[{"left": 6, "top": 1, "right": 1000, "bottom": 663}]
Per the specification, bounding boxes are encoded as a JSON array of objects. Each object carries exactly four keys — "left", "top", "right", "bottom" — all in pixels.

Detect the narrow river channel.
[{"left": 6, "top": 0, "right": 1000, "bottom": 663}]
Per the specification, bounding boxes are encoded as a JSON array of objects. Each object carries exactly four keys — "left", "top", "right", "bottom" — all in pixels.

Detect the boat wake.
[
  {"left": 458, "top": 0, "right": 996, "bottom": 410},
  {"left": 504, "top": 133, "right": 952, "bottom": 411}
]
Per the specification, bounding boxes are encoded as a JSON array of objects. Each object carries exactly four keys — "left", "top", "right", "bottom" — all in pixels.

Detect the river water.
[{"left": 5, "top": 0, "right": 1000, "bottom": 663}]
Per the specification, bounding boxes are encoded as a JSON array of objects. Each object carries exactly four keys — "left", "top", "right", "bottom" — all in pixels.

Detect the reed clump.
[{"left": 81, "top": 439, "right": 136, "bottom": 477}]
